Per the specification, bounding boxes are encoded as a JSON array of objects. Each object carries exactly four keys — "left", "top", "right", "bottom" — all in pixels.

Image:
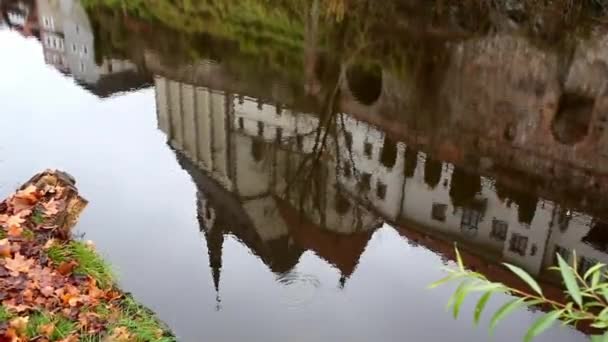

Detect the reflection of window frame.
[
  {"left": 490, "top": 219, "right": 508, "bottom": 241},
  {"left": 509, "top": 233, "right": 528, "bottom": 256},
  {"left": 376, "top": 182, "right": 387, "bottom": 200},
  {"left": 359, "top": 172, "right": 371, "bottom": 191},
  {"left": 364, "top": 142, "right": 373, "bottom": 159},
  {"left": 344, "top": 132, "right": 353, "bottom": 150},
  {"left": 461, "top": 208, "right": 481, "bottom": 236},
  {"left": 257, "top": 121, "right": 264, "bottom": 137},
  {"left": 343, "top": 161, "right": 352, "bottom": 179},
  {"left": 431, "top": 203, "right": 447, "bottom": 222}
]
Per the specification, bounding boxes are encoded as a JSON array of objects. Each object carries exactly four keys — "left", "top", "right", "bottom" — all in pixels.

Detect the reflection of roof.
[
  {"left": 77, "top": 70, "right": 153, "bottom": 98},
  {"left": 173, "top": 146, "right": 303, "bottom": 274},
  {"left": 276, "top": 197, "right": 374, "bottom": 278}
]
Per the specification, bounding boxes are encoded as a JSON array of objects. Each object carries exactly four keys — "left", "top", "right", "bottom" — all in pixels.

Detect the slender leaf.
[
  {"left": 592, "top": 270, "right": 602, "bottom": 288},
  {"left": 429, "top": 274, "right": 458, "bottom": 289},
  {"left": 503, "top": 263, "right": 543, "bottom": 296},
  {"left": 455, "top": 246, "right": 464, "bottom": 271},
  {"left": 446, "top": 281, "right": 467, "bottom": 312},
  {"left": 598, "top": 307, "right": 608, "bottom": 321},
  {"left": 474, "top": 292, "right": 492, "bottom": 326},
  {"left": 592, "top": 321, "right": 608, "bottom": 329},
  {"left": 524, "top": 310, "right": 564, "bottom": 342},
  {"left": 489, "top": 298, "right": 525, "bottom": 336},
  {"left": 585, "top": 263, "right": 605, "bottom": 280},
  {"left": 591, "top": 334, "right": 608, "bottom": 342},
  {"left": 557, "top": 254, "right": 582, "bottom": 307},
  {"left": 453, "top": 282, "right": 471, "bottom": 319}
]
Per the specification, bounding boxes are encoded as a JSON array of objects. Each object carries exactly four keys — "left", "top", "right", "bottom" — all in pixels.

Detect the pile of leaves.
[{"left": 0, "top": 173, "right": 175, "bottom": 341}]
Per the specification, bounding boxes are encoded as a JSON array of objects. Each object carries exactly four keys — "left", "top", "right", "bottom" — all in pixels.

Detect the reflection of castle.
[
  {"left": 154, "top": 74, "right": 608, "bottom": 301},
  {"left": 1, "top": 0, "right": 39, "bottom": 37},
  {"left": 35, "top": 0, "right": 151, "bottom": 97}
]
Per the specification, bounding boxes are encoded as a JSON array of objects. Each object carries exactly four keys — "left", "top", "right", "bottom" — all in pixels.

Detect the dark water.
[{"left": 3, "top": 0, "right": 608, "bottom": 341}]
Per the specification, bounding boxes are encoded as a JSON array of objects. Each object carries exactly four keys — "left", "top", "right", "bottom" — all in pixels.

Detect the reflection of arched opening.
[
  {"left": 495, "top": 183, "right": 538, "bottom": 225},
  {"left": 346, "top": 63, "right": 383, "bottom": 106},
  {"left": 380, "top": 137, "right": 398, "bottom": 169},
  {"left": 583, "top": 221, "right": 608, "bottom": 252},
  {"left": 404, "top": 147, "right": 418, "bottom": 178},
  {"left": 449, "top": 167, "right": 481, "bottom": 207},
  {"left": 335, "top": 192, "right": 351, "bottom": 215},
  {"left": 551, "top": 93, "right": 594, "bottom": 145},
  {"left": 424, "top": 158, "right": 442, "bottom": 189},
  {"left": 251, "top": 140, "right": 265, "bottom": 162}
]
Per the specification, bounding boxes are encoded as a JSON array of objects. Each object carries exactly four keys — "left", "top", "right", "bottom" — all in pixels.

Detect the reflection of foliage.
[{"left": 433, "top": 248, "right": 608, "bottom": 341}]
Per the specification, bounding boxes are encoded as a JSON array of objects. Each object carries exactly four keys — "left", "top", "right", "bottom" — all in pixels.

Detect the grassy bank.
[{"left": 0, "top": 171, "right": 175, "bottom": 342}]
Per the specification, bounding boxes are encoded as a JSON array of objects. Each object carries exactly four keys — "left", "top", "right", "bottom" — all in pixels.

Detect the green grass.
[
  {"left": 46, "top": 241, "right": 114, "bottom": 288},
  {"left": 113, "top": 296, "right": 176, "bottom": 342},
  {"left": 31, "top": 209, "right": 44, "bottom": 225},
  {"left": 26, "top": 311, "right": 77, "bottom": 341},
  {"left": 0, "top": 305, "right": 12, "bottom": 323}
]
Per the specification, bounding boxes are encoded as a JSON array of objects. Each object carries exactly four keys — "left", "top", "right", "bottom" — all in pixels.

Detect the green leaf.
[
  {"left": 503, "top": 263, "right": 543, "bottom": 296},
  {"left": 584, "top": 263, "right": 605, "bottom": 280},
  {"left": 592, "top": 270, "right": 601, "bottom": 288},
  {"left": 590, "top": 332, "right": 608, "bottom": 342},
  {"left": 474, "top": 292, "right": 492, "bottom": 326},
  {"left": 453, "top": 282, "right": 471, "bottom": 319},
  {"left": 447, "top": 281, "right": 468, "bottom": 312},
  {"left": 592, "top": 321, "right": 608, "bottom": 329},
  {"left": 524, "top": 310, "right": 564, "bottom": 342},
  {"left": 489, "top": 298, "right": 524, "bottom": 336},
  {"left": 470, "top": 283, "right": 504, "bottom": 292},
  {"left": 556, "top": 254, "right": 582, "bottom": 307},
  {"left": 598, "top": 307, "right": 608, "bottom": 320},
  {"left": 455, "top": 246, "right": 464, "bottom": 271},
  {"left": 429, "top": 274, "right": 458, "bottom": 289}
]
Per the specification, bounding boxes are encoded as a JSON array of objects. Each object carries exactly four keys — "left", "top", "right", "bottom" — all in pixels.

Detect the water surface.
[{"left": 2, "top": 1, "right": 608, "bottom": 341}]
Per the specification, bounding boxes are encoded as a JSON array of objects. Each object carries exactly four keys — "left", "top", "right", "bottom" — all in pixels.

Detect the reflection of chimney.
[{"left": 338, "top": 275, "right": 347, "bottom": 289}]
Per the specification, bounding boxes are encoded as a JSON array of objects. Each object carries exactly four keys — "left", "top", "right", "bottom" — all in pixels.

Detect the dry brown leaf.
[
  {"left": 0, "top": 238, "right": 11, "bottom": 258},
  {"left": 6, "top": 225, "right": 23, "bottom": 238},
  {"left": 4, "top": 253, "right": 34, "bottom": 276},
  {"left": 6, "top": 215, "right": 25, "bottom": 229},
  {"left": 57, "top": 260, "right": 78, "bottom": 276},
  {"left": 109, "top": 326, "right": 135, "bottom": 342},
  {"left": 9, "top": 316, "right": 29, "bottom": 333},
  {"left": 40, "top": 285, "right": 55, "bottom": 297},
  {"left": 39, "top": 323, "right": 55, "bottom": 337},
  {"left": 42, "top": 199, "right": 60, "bottom": 216}
]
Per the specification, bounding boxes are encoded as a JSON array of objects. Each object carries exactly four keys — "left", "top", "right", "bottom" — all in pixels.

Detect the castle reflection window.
[
  {"left": 364, "top": 142, "right": 373, "bottom": 159},
  {"left": 461, "top": 208, "right": 481, "bottom": 236},
  {"left": 509, "top": 234, "right": 528, "bottom": 256},
  {"left": 343, "top": 162, "right": 352, "bottom": 179},
  {"left": 360, "top": 173, "right": 371, "bottom": 191},
  {"left": 257, "top": 122, "right": 264, "bottom": 137},
  {"left": 238, "top": 117, "right": 244, "bottom": 130},
  {"left": 344, "top": 132, "right": 353, "bottom": 150},
  {"left": 431, "top": 203, "right": 447, "bottom": 222},
  {"left": 491, "top": 219, "right": 508, "bottom": 241},
  {"left": 376, "top": 182, "right": 387, "bottom": 200}
]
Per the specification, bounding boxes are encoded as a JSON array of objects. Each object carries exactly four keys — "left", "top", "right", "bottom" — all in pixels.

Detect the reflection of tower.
[{"left": 203, "top": 219, "right": 223, "bottom": 310}]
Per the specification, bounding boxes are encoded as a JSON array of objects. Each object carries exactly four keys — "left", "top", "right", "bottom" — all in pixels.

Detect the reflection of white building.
[
  {"left": 36, "top": 0, "right": 149, "bottom": 97},
  {"left": 155, "top": 74, "right": 608, "bottom": 280}
]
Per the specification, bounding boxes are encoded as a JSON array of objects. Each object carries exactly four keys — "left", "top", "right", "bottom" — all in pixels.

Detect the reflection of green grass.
[{"left": 46, "top": 241, "right": 114, "bottom": 288}]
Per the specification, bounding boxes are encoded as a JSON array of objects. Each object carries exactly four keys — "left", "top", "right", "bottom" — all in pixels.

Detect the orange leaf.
[
  {"left": 57, "top": 260, "right": 78, "bottom": 276},
  {"left": 9, "top": 316, "right": 29, "bottom": 333},
  {"left": 0, "top": 239, "right": 11, "bottom": 258},
  {"left": 7, "top": 225, "right": 23, "bottom": 238},
  {"left": 39, "top": 323, "right": 55, "bottom": 337}
]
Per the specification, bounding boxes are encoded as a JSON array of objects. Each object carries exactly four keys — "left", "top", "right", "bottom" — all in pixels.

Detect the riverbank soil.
[{"left": 0, "top": 170, "right": 175, "bottom": 342}]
